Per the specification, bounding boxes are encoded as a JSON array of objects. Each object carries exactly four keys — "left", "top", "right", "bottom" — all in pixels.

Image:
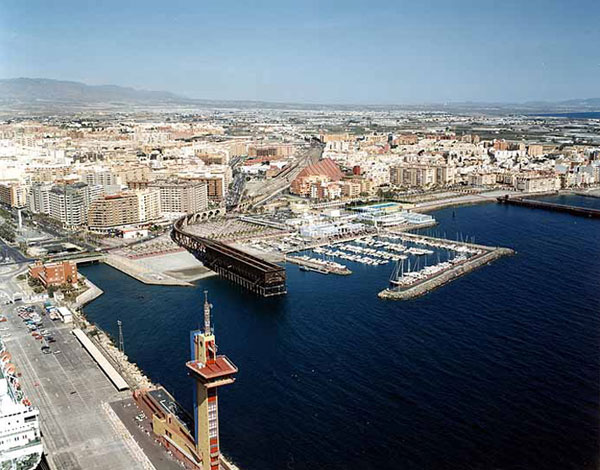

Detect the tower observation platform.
[
  {"left": 188, "top": 292, "right": 238, "bottom": 470},
  {"left": 172, "top": 213, "right": 287, "bottom": 297}
]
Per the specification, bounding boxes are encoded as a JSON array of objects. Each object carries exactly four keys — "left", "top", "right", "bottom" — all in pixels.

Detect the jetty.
[
  {"left": 285, "top": 255, "right": 352, "bottom": 275},
  {"left": 378, "top": 233, "right": 514, "bottom": 301},
  {"left": 497, "top": 195, "right": 600, "bottom": 218}
]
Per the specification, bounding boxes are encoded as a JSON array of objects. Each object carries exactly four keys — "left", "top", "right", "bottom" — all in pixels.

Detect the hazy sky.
[{"left": 1, "top": 0, "right": 598, "bottom": 104}]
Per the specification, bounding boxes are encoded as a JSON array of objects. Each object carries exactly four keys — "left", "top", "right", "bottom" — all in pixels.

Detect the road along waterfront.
[{"left": 80, "top": 198, "right": 600, "bottom": 470}]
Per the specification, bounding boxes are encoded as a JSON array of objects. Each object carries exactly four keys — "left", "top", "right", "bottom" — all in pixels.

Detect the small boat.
[{"left": 299, "top": 265, "right": 329, "bottom": 275}]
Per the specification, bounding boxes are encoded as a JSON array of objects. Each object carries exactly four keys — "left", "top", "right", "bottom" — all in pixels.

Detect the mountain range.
[
  {"left": 0, "top": 78, "right": 184, "bottom": 104},
  {"left": 0, "top": 77, "right": 599, "bottom": 114}
]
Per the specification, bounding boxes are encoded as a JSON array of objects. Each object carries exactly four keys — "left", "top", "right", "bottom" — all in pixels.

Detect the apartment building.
[
  {"left": 48, "top": 182, "right": 101, "bottom": 227},
  {"left": 291, "top": 159, "right": 344, "bottom": 198},
  {"left": 87, "top": 193, "right": 140, "bottom": 232},
  {"left": 150, "top": 181, "right": 208, "bottom": 218},
  {"left": 468, "top": 172, "right": 498, "bottom": 186},
  {"left": 0, "top": 182, "right": 27, "bottom": 208},
  {"left": 113, "top": 165, "right": 152, "bottom": 184},
  {"left": 390, "top": 164, "right": 455, "bottom": 188},
  {"left": 514, "top": 174, "right": 560, "bottom": 193},
  {"left": 84, "top": 170, "right": 119, "bottom": 187},
  {"left": 137, "top": 188, "right": 162, "bottom": 222},
  {"left": 527, "top": 144, "right": 545, "bottom": 157},
  {"left": 247, "top": 143, "right": 295, "bottom": 158},
  {"left": 87, "top": 189, "right": 162, "bottom": 232},
  {"left": 181, "top": 175, "right": 225, "bottom": 202},
  {"left": 340, "top": 180, "right": 362, "bottom": 198},
  {"left": 29, "top": 260, "right": 78, "bottom": 287},
  {"left": 27, "top": 183, "right": 53, "bottom": 214},
  {"left": 319, "top": 133, "right": 351, "bottom": 143}
]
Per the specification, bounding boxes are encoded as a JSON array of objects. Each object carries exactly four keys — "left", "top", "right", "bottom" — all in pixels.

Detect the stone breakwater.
[
  {"left": 378, "top": 246, "right": 515, "bottom": 301},
  {"left": 74, "top": 311, "right": 154, "bottom": 390}
]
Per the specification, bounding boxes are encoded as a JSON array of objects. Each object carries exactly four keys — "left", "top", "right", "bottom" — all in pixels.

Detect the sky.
[{"left": 0, "top": 0, "right": 598, "bottom": 104}]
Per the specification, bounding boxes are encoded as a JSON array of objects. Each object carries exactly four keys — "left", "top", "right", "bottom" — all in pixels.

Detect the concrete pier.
[
  {"left": 285, "top": 255, "right": 351, "bottom": 275},
  {"left": 378, "top": 233, "right": 514, "bottom": 301}
]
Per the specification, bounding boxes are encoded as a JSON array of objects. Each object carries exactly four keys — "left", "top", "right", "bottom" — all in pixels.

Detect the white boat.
[{"left": 0, "top": 338, "right": 43, "bottom": 470}]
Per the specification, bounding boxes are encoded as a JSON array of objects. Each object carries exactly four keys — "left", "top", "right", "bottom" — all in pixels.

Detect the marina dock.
[
  {"left": 378, "top": 233, "right": 514, "bottom": 301},
  {"left": 286, "top": 254, "right": 352, "bottom": 275}
]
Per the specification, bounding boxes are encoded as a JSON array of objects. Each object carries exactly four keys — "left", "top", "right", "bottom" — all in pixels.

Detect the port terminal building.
[{"left": 352, "top": 202, "right": 435, "bottom": 228}]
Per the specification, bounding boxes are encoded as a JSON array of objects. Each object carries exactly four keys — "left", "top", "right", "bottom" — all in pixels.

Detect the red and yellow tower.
[{"left": 187, "top": 292, "right": 238, "bottom": 470}]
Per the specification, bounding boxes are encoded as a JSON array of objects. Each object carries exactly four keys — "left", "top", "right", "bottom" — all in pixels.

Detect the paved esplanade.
[{"left": 1, "top": 303, "right": 150, "bottom": 470}]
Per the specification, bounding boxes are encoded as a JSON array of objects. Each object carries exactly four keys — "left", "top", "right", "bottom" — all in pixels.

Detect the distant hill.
[
  {"left": 0, "top": 77, "right": 598, "bottom": 115},
  {"left": 0, "top": 78, "right": 187, "bottom": 106}
]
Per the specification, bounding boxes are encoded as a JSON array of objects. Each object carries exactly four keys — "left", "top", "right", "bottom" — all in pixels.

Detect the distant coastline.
[{"left": 530, "top": 112, "right": 600, "bottom": 119}]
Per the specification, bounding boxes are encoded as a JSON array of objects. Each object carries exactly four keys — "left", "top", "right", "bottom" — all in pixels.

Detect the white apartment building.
[
  {"left": 137, "top": 188, "right": 162, "bottom": 222},
  {"left": 48, "top": 183, "right": 103, "bottom": 227},
  {"left": 513, "top": 174, "right": 561, "bottom": 193},
  {"left": 151, "top": 181, "right": 208, "bottom": 219},
  {"left": 27, "top": 182, "right": 53, "bottom": 214}
]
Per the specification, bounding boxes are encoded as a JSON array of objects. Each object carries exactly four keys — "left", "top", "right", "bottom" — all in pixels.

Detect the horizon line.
[{"left": 1, "top": 76, "right": 599, "bottom": 109}]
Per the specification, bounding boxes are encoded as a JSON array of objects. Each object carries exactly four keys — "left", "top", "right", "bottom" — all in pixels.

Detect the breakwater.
[
  {"left": 497, "top": 195, "right": 600, "bottom": 218},
  {"left": 378, "top": 246, "right": 514, "bottom": 300}
]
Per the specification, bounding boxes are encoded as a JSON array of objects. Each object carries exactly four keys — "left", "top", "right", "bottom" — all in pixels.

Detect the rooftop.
[
  {"left": 186, "top": 356, "right": 238, "bottom": 383},
  {"left": 148, "top": 387, "right": 194, "bottom": 432}
]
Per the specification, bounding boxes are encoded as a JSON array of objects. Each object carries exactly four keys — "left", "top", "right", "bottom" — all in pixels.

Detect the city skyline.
[{"left": 1, "top": 0, "right": 599, "bottom": 105}]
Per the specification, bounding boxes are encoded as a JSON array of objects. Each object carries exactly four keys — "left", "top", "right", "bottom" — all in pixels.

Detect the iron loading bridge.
[
  {"left": 172, "top": 214, "right": 287, "bottom": 297},
  {"left": 497, "top": 195, "right": 600, "bottom": 218}
]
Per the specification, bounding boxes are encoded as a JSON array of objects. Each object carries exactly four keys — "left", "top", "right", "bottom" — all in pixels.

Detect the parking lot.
[{"left": 0, "top": 302, "right": 151, "bottom": 470}]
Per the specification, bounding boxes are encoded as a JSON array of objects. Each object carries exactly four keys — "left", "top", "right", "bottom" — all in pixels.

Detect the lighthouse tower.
[{"left": 187, "top": 292, "right": 238, "bottom": 470}]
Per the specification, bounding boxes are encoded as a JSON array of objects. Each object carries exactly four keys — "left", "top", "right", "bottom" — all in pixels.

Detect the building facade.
[
  {"left": 48, "top": 183, "right": 92, "bottom": 227},
  {"left": 150, "top": 181, "right": 208, "bottom": 218},
  {"left": 291, "top": 158, "right": 344, "bottom": 199},
  {"left": 29, "top": 260, "right": 78, "bottom": 288},
  {"left": 0, "top": 183, "right": 27, "bottom": 208},
  {"left": 87, "top": 193, "right": 140, "bottom": 232},
  {"left": 27, "top": 183, "right": 53, "bottom": 214},
  {"left": 390, "top": 164, "right": 455, "bottom": 188}
]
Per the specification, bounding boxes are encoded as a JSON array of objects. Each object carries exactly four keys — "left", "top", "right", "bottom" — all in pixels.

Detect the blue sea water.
[
  {"left": 80, "top": 200, "right": 600, "bottom": 470},
  {"left": 532, "top": 112, "right": 600, "bottom": 119},
  {"left": 537, "top": 194, "right": 600, "bottom": 210}
]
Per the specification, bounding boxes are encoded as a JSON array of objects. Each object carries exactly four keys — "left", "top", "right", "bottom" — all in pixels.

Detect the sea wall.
[
  {"left": 74, "top": 278, "right": 104, "bottom": 308},
  {"left": 378, "top": 247, "right": 514, "bottom": 301},
  {"left": 104, "top": 254, "right": 194, "bottom": 286}
]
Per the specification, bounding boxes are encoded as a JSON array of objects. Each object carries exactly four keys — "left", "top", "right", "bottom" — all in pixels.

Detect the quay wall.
[
  {"left": 391, "top": 231, "right": 505, "bottom": 252},
  {"left": 285, "top": 255, "right": 351, "bottom": 275},
  {"left": 74, "top": 278, "right": 104, "bottom": 308},
  {"left": 378, "top": 247, "right": 514, "bottom": 301},
  {"left": 104, "top": 255, "right": 194, "bottom": 287}
]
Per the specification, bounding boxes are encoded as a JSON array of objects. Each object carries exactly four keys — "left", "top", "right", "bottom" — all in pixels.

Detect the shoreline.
[
  {"left": 103, "top": 254, "right": 216, "bottom": 287},
  {"left": 413, "top": 192, "right": 511, "bottom": 213},
  {"left": 73, "top": 278, "right": 104, "bottom": 308},
  {"left": 411, "top": 189, "right": 576, "bottom": 213},
  {"left": 412, "top": 188, "right": 600, "bottom": 214},
  {"left": 75, "top": 268, "right": 240, "bottom": 470}
]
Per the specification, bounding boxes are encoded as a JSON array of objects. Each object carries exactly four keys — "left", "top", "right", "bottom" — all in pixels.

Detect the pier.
[
  {"left": 172, "top": 213, "right": 287, "bottom": 297},
  {"left": 285, "top": 255, "right": 352, "bottom": 275},
  {"left": 378, "top": 233, "right": 514, "bottom": 301},
  {"left": 497, "top": 195, "right": 600, "bottom": 218}
]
